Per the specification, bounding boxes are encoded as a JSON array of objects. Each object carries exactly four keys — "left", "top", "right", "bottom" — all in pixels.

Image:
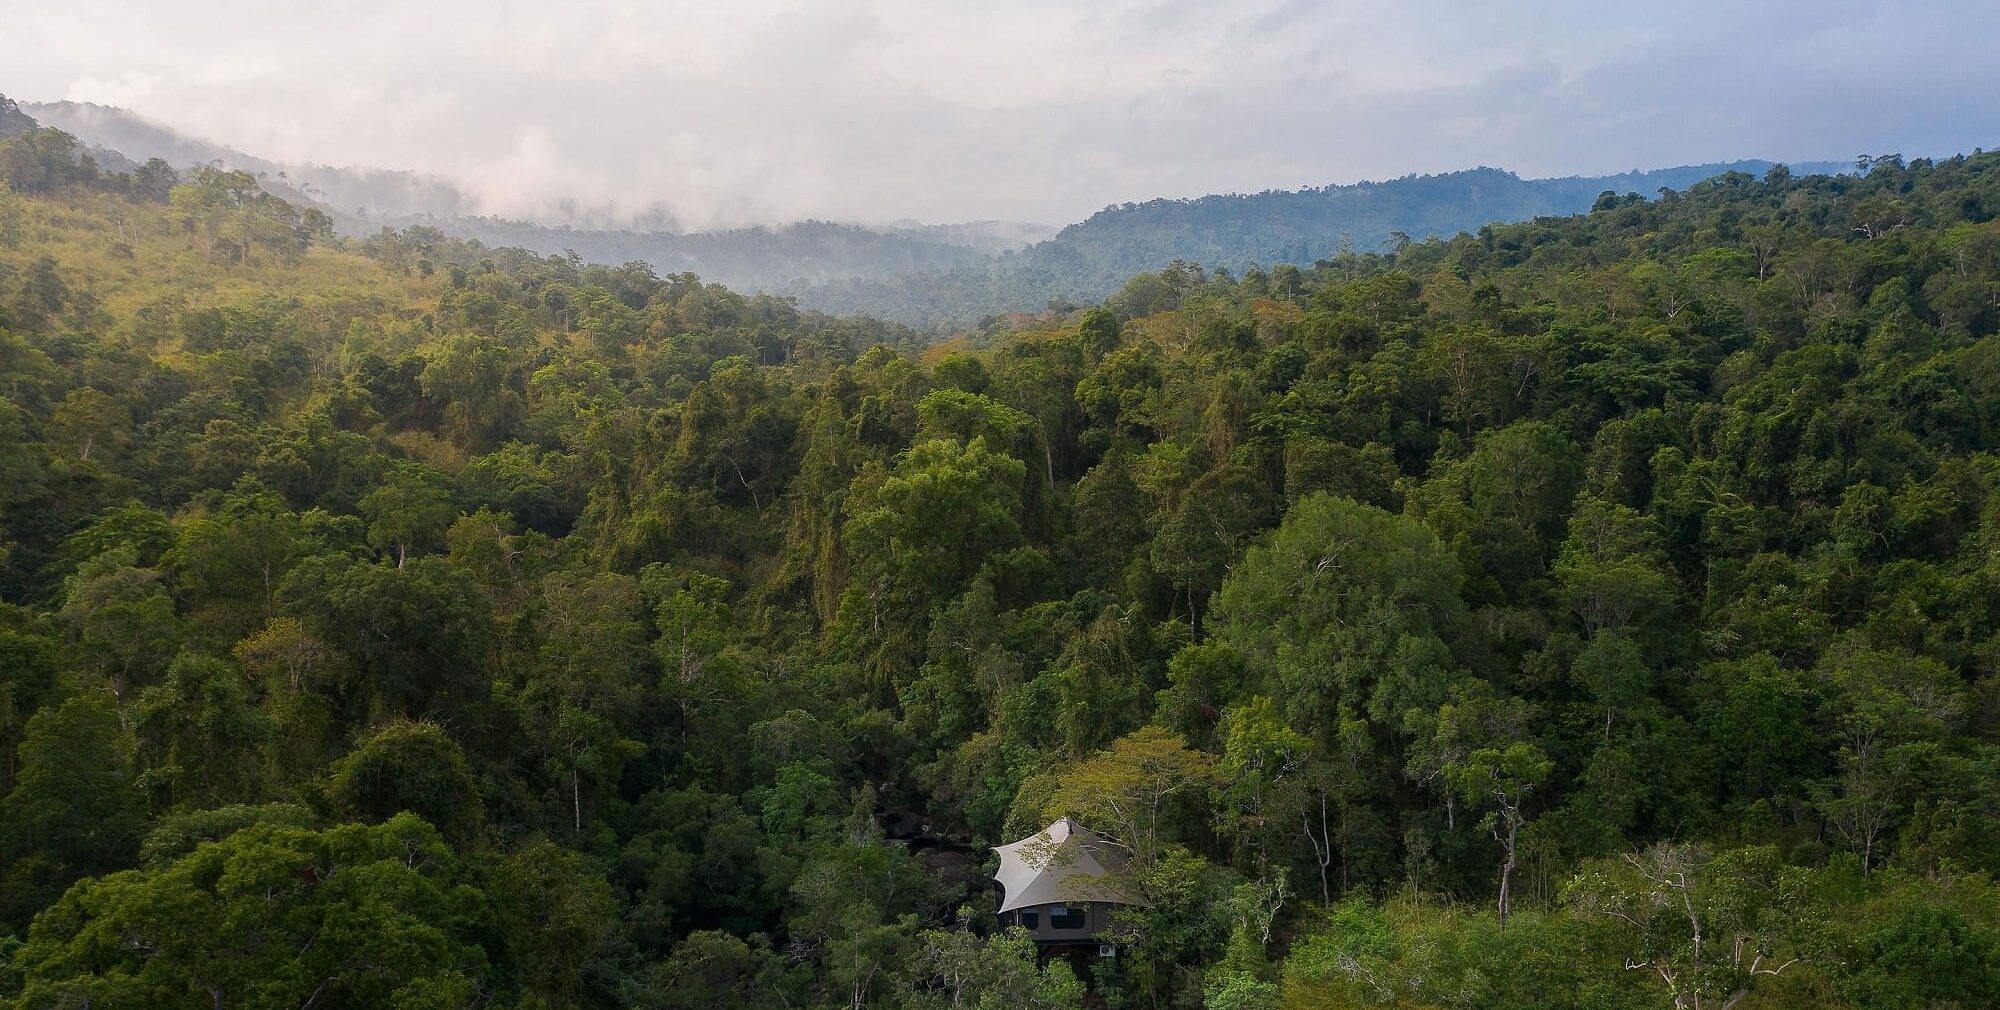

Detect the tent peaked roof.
[{"left": 992, "top": 817, "right": 1146, "bottom": 912}]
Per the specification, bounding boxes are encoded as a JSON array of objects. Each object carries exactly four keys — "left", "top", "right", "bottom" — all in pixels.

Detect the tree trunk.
[
  {"left": 1303, "top": 790, "right": 1332, "bottom": 905},
  {"left": 1496, "top": 812, "right": 1520, "bottom": 928},
  {"left": 1041, "top": 426, "right": 1055, "bottom": 491}
]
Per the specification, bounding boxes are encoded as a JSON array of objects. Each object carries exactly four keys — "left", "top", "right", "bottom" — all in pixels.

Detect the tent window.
[
  {"left": 1049, "top": 906, "right": 1086, "bottom": 930},
  {"left": 1018, "top": 910, "right": 1039, "bottom": 929}
]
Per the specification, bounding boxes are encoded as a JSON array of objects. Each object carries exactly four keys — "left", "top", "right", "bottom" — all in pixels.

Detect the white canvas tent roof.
[{"left": 993, "top": 817, "right": 1146, "bottom": 913}]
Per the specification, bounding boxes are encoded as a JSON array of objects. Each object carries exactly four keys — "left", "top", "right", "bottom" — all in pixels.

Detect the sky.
[{"left": 10, "top": 0, "right": 1999, "bottom": 230}]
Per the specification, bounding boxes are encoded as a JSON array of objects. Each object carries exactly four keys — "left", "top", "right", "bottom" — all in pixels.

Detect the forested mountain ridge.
[
  {"left": 2, "top": 106, "right": 2000, "bottom": 1010},
  {"left": 31, "top": 97, "right": 1861, "bottom": 327},
  {"left": 1037, "top": 160, "right": 1853, "bottom": 275},
  {"left": 790, "top": 160, "right": 1845, "bottom": 325}
]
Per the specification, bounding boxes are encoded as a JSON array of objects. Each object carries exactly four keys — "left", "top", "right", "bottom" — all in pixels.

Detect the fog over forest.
[{"left": 13, "top": 1, "right": 1992, "bottom": 227}]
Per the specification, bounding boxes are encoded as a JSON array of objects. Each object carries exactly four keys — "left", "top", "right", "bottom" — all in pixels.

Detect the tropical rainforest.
[{"left": 0, "top": 98, "right": 1998, "bottom": 1009}]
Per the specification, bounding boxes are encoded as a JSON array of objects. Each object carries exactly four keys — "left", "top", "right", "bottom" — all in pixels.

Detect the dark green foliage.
[
  {"left": 279, "top": 555, "right": 492, "bottom": 719},
  {"left": 327, "top": 721, "right": 485, "bottom": 842},
  {"left": 0, "top": 627, "right": 59, "bottom": 792},
  {"left": 0, "top": 697, "right": 143, "bottom": 931}
]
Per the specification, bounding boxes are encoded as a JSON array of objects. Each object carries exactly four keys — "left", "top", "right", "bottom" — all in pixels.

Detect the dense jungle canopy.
[{"left": 0, "top": 111, "right": 1997, "bottom": 1008}]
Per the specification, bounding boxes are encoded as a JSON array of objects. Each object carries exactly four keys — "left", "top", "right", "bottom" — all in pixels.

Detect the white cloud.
[{"left": 9, "top": 0, "right": 1996, "bottom": 229}]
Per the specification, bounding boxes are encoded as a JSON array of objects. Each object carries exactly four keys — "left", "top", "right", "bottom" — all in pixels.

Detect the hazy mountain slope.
[
  {"left": 0, "top": 96, "right": 35, "bottom": 139},
  {"left": 794, "top": 160, "right": 1852, "bottom": 326},
  {"left": 25, "top": 100, "right": 477, "bottom": 220},
  {"left": 27, "top": 101, "right": 284, "bottom": 174},
  {"left": 433, "top": 216, "right": 1006, "bottom": 291},
  {"left": 24, "top": 100, "right": 1048, "bottom": 293},
  {"left": 895, "top": 219, "right": 1057, "bottom": 253}
]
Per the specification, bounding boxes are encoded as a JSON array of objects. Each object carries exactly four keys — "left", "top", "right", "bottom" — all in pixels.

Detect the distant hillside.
[
  {"left": 794, "top": 160, "right": 1851, "bottom": 326},
  {"left": 0, "top": 95, "right": 35, "bottom": 139},
  {"left": 24, "top": 100, "right": 1052, "bottom": 293},
  {"left": 24, "top": 100, "right": 478, "bottom": 221},
  {"left": 1037, "top": 161, "right": 1852, "bottom": 277},
  {"left": 894, "top": 219, "right": 1056, "bottom": 254},
  {"left": 432, "top": 216, "right": 1014, "bottom": 291}
]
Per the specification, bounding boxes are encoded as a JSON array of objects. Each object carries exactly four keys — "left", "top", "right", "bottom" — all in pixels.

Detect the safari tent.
[{"left": 992, "top": 817, "right": 1145, "bottom": 947}]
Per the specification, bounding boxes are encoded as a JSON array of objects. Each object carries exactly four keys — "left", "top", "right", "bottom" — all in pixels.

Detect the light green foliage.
[
  {"left": 1406, "top": 681, "right": 1549, "bottom": 924},
  {"left": 835, "top": 435, "right": 1026, "bottom": 690},
  {"left": 6, "top": 815, "right": 487, "bottom": 1010},
  {"left": 359, "top": 461, "right": 456, "bottom": 566},
  {"left": 1840, "top": 886, "right": 2000, "bottom": 1010},
  {"left": 1213, "top": 493, "right": 1469, "bottom": 745},
  {"left": 1113, "top": 845, "right": 1232, "bottom": 1005},
  {"left": 646, "top": 566, "right": 733, "bottom": 699},
  {"left": 1019, "top": 726, "right": 1216, "bottom": 870},
  {"left": 137, "top": 802, "right": 315, "bottom": 866},
  {"left": 1564, "top": 844, "right": 1804, "bottom": 1010},
  {"left": 1216, "top": 697, "right": 1309, "bottom": 859},
  {"left": 1554, "top": 494, "right": 1680, "bottom": 693},
  {"left": 1810, "top": 645, "right": 1969, "bottom": 872},
  {"left": 897, "top": 924, "right": 1083, "bottom": 1010},
  {"left": 0, "top": 182, "right": 21, "bottom": 248},
  {"left": 915, "top": 390, "right": 1038, "bottom": 465},
  {"left": 1203, "top": 927, "right": 1278, "bottom": 1010},
  {"left": 1282, "top": 897, "right": 1613, "bottom": 1010},
  {"left": 845, "top": 437, "right": 1027, "bottom": 605},
  {"left": 58, "top": 546, "right": 182, "bottom": 700},
  {"left": 627, "top": 929, "right": 803, "bottom": 1010},
  {"left": 166, "top": 165, "right": 326, "bottom": 266}
]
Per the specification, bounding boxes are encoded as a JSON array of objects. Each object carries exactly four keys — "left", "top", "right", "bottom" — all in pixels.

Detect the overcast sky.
[{"left": 11, "top": 1, "right": 1998, "bottom": 230}]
